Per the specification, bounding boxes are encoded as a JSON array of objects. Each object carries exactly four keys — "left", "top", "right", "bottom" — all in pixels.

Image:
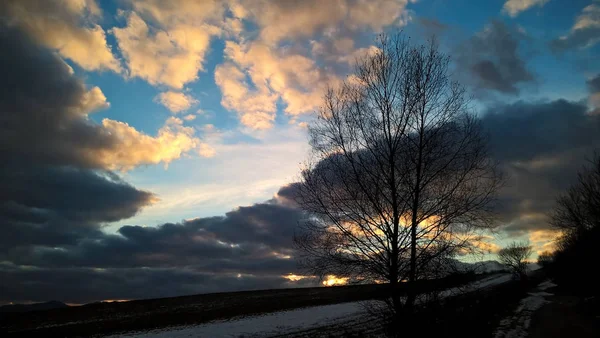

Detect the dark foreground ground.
[
  {"left": 4, "top": 271, "right": 576, "bottom": 338},
  {"left": 0, "top": 273, "right": 480, "bottom": 337},
  {"left": 528, "top": 286, "right": 600, "bottom": 338}
]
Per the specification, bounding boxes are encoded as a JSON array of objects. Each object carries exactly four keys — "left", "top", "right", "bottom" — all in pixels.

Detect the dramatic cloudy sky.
[{"left": 1, "top": 0, "right": 599, "bottom": 304}]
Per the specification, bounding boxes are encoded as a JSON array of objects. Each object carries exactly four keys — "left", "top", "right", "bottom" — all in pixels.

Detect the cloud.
[
  {"left": 0, "top": 25, "right": 307, "bottom": 303},
  {"left": 456, "top": 21, "right": 535, "bottom": 95},
  {"left": 528, "top": 229, "right": 560, "bottom": 254},
  {"left": 550, "top": 2, "right": 600, "bottom": 51},
  {"left": 0, "top": 26, "right": 207, "bottom": 171},
  {"left": 0, "top": 264, "right": 314, "bottom": 305},
  {"left": 112, "top": 1, "right": 224, "bottom": 89},
  {"left": 155, "top": 91, "right": 198, "bottom": 113},
  {"left": 481, "top": 99, "right": 600, "bottom": 233},
  {"left": 100, "top": 117, "right": 208, "bottom": 170},
  {"left": 215, "top": 62, "right": 278, "bottom": 129},
  {"left": 502, "top": 0, "right": 549, "bottom": 17},
  {"left": 216, "top": 40, "right": 343, "bottom": 129},
  {"left": 0, "top": 0, "right": 121, "bottom": 72},
  {"left": 232, "top": 0, "right": 413, "bottom": 44},
  {"left": 0, "top": 187, "right": 309, "bottom": 303},
  {"left": 212, "top": 0, "right": 412, "bottom": 129},
  {"left": 0, "top": 165, "right": 155, "bottom": 252},
  {"left": 198, "top": 143, "right": 217, "bottom": 158},
  {"left": 0, "top": 22, "right": 212, "bottom": 299}
]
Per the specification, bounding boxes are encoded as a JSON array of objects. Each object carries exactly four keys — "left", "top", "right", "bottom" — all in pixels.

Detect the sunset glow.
[{"left": 322, "top": 276, "right": 349, "bottom": 286}]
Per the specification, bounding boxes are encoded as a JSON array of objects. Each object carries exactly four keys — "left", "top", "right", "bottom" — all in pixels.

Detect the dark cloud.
[
  {"left": 0, "top": 263, "right": 315, "bottom": 304},
  {"left": 0, "top": 194, "right": 309, "bottom": 303},
  {"left": 482, "top": 99, "right": 600, "bottom": 233},
  {"left": 0, "top": 165, "right": 154, "bottom": 251},
  {"left": 588, "top": 74, "right": 600, "bottom": 114},
  {"left": 589, "top": 74, "right": 600, "bottom": 93},
  {"left": 4, "top": 196, "right": 303, "bottom": 269},
  {"left": 0, "top": 166, "right": 152, "bottom": 224},
  {"left": 550, "top": 3, "right": 600, "bottom": 52},
  {"left": 483, "top": 99, "right": 599, "bottom": 162},
  {"left": 0, "top": 24, "right": 154, "bottom": 252},
  {"left": 0, "top": 21, "right": 311, "bottom": 304},
  {"left": 456, "top": 21, "right": 535, "bottom": 96},
  {"left": 0, "top": 26, "right": 131, "bottom": 171}
]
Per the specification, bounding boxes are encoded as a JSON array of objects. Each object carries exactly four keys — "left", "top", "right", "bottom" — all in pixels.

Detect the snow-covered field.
[
  {"left": 108, "top": 301, "right": 376, "bottom": 338},
  {"left": 107, "top": 273, "right": 514, "bottom": 338}
]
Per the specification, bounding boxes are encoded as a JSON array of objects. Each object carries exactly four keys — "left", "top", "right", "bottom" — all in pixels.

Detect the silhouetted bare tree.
[
  {"left": 550, "top": 153, "right": 600, "bottom": 294},
  {"left": 498, "top": 242, "right": 532, "bottom": 278},
  {"left": 552, "top": 153, "right": 600, "bottom": 236},
  {"left": 294, "top": 33, "right": 504, "bottom": 314},
  {"left": 537, "top": 251, "right": 553, "bottom": 268}
]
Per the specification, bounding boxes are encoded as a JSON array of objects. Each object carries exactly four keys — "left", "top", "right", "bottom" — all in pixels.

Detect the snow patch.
[
  {"left": 493, "top": 280, "right": 554, "bottom": 338},
  {"left": 107, "top": 301, "right": 379, "bottom": 338},
  {"left": 537, "top": 280, "right": 557, "bottom": 291}
]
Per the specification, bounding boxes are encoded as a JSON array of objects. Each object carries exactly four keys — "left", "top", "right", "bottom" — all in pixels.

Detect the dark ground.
[
  {"left": 0, "top": 272, "right": 480, "bottom": 337},
  {"left": 3, "top": 272, "right": 568, "bottom": 338},
  {"left": 528, "top": 287, "right": 600, "bottom": 338}
]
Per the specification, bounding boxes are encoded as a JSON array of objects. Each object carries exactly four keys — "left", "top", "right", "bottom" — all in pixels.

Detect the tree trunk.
[
  {"left": 406, "top": 133, "right": 423, "bottom": 311},
  {"left": 406, "top": 216, "right": 418, "bottom": 310}
]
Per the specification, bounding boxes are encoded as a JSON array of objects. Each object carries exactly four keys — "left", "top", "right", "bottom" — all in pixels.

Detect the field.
[{"left": 0, "top": 272, "right": 542, "bottom": 337}]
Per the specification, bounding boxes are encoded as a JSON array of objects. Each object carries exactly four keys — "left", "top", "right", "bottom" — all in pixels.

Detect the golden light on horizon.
[
  {"left": 322, "top": 275, "right": 348, "bottom": 286},
  {"left": 284, "top": 274, "right": 309, "bottom": 281}
]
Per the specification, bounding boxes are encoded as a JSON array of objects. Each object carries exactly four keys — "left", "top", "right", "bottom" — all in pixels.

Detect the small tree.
[
  {"left": 294, "top": 33, "right": 504, "bottom": 314},
  {"left": 537, "top": 251, "right": 553, "bottom": 268},
  {"left": 498, "top": 242, "right": 532, "bottom": 278}
]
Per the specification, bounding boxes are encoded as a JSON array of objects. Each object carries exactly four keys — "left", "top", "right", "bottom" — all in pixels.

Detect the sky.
[{"left": 1, "top": 0, "right": 599, "bottom": 304}]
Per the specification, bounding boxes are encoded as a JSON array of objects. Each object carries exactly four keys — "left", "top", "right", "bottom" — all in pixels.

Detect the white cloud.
[
  {"left": 503, "top": 0, "right": 549, "bottom": 17},
  {"left": 198, "top": 143, "right": 216, "bottom": 158},
  {"left": 183, "top": 114, "right": 197, "bottom": 121},
  {"left": 551, "top": 3, "right": 600, "bottom": 51},
  {"left": 2, "top": 0, "right": 121, "bottom": 72},
  {"left": 155, "top": 91, "right": 197, "bottom": 113}
]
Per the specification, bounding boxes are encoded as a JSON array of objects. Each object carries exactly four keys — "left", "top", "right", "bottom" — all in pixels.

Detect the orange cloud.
[
  {"left": 99, "top": 117, "right": 202, "bottom": 170},
  {"left": 212, "top": 0, "right": 412, "bottom": 129},
  {"left": 214, "top": 62, "right": 278, "bottom": 129},
  {"left": 529, "top": 229, "right": 560, "bottom": 255},
  {"left": 216, "top": 40, "right": 340, "bottom": 129},
  {"left": 233, "top": 0, "right": 413, "bottom": 44},
  {"left": 155, "top": 91, "right": 197, "bottom": 113},
  {"left": 322, "top": 275, "right": 349, "bottom": 286},
  {"left": 284, "top": 274, "right": 310, "bottom": 282},
  {"left": 503, "top": 0, "right": 549, "bottom": 17},
  {"left": 471, "top": 235, "right": 502, "bottom": 254},
  {"left": 113, "top": 10, "right": 218, "bottom": 89},
  {"left": 3, "top": 0, "right": 121, "bottom": 72}
]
